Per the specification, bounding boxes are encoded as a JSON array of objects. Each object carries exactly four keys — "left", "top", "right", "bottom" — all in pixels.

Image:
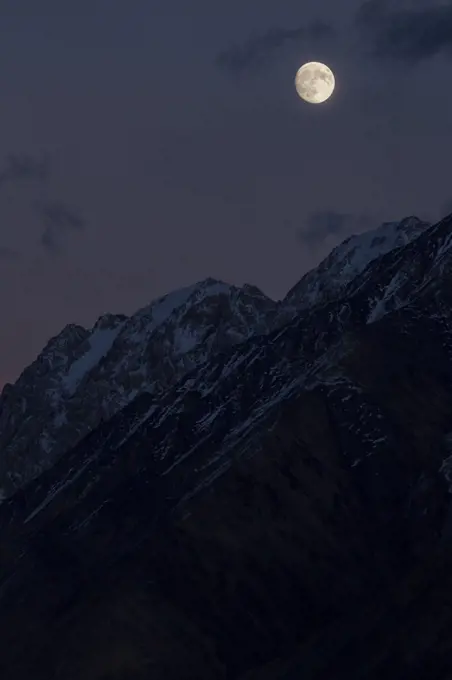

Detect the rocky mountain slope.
[
  {"left": 0, "top": 213, "right": 452, "bottom": 678},
  {"left": 0, "top": 278, "right": 278, "bottom": 497},
  {"left": 284, "top": 215, "right": 430, "bottom": 308},
  {"left": 0, "top": 215, "right": 432, "bottom": 499}
]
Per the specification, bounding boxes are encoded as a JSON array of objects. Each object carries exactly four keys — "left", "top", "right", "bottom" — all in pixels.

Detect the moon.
[{"left": 295, "top": 62, "right": 335, "bottom": 104}]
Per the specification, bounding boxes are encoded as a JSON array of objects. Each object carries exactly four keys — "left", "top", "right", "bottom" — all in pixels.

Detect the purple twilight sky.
[{"left": 0, "top": 0, "right": 452, "bottom": 385}]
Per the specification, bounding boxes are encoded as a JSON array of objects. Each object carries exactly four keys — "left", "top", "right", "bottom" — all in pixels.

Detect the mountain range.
[{"left": 1, "top": 213, "right": 452, "bottom": 679}]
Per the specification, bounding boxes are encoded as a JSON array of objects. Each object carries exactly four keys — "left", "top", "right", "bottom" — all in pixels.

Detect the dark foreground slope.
[{"left": 1, "top": 218, "right": 452, "bottom": 678}]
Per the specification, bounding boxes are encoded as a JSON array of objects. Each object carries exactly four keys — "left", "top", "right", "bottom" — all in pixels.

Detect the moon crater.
[{"left": 295, "top": 62, "right": 335, "bottom": 104}]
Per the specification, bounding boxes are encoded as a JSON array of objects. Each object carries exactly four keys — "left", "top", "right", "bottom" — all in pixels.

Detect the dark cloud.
[
  {"left": 0, "top": 153, "right": 49, "bottom": 187},
  {"left": 216, "top": 21, "right": 335, "bottom": 76},
  {"left": 299, "top": 210, "right": 373, "bottom": 247},
  {"left": 356, "top": 1, "right": 452, "bottom": 62},
  {"left": 0, "top": 154, "right": 50, "bottom": 258},
  {"left": 33, "top": 200, "right": 86, "bottom": 254},
  {"left": 0, "top": 155, "right": 85, "bottom": 256}
]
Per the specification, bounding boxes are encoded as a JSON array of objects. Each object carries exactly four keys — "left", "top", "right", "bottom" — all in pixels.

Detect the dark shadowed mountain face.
[{"left": 1, "top": 215, "right": 452, "bottom": 678}]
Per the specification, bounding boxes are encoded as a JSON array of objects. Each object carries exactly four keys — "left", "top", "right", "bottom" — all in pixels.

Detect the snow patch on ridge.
[
  {"left": 136, "top": 279, "right": 231, "bottom": 327},
  {"left": 62, "top": 325, "right": 124, "bottom": 395},
  {"left": 366, "top": 270, "right": 408, "bottom": 323},
  {"left": 286, "top": 216, "right": 430, "bottom": 308}
]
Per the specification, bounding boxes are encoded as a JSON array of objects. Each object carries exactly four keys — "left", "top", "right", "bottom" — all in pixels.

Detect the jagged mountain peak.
[
  {"left": 15, "top": 323, "right": 90, "bottom": 385},
  {"left": 44, "top": 322, "right": 88, "bottom": 349},
  {"left": 0, "top": 278, "right": 279, "bottom": 495},
  {"left": 134, "top": 277, "right": 232, "bottom": 320},
  {"left": 285, "top": 214, "right": 431, "bottom": 309},
  {"left": 242, "top": 282, "right": 273, "bottom": 299},
  {"left": 92, "top": 313, "right": 128, "bottom": 332},
  {"left": 3, "top": 211, "right": 452, "bottom": 678},
  {"left": 133, "top": 277, "right": 274, "bottom": 324},
  {"left": 0, "top": 213, "right": 444, "bottom": 498}
]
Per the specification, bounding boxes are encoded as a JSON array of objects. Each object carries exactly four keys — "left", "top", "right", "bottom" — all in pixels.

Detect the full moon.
[{"left": 295, "top": 62, "right": 335, "bottom": 104}]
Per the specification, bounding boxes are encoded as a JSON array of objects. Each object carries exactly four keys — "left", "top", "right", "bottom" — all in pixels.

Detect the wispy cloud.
[
  {"left": 33, "top": 200, "right": 86, "bottom": 254},
  {"left": 216, "top": 21, "right": 335, "bottom": 76},
  {"left": 0, "top": 154, "right": 87, "bottom": 256},
  {"left": 0, "top": 153, "right": 50, "bottom": 257},
  {"left": 355, "top": 1, "right": 452, "bottom": 62},
  {"left": 0, "top": 153, "right": 49, "bottom": 187}
]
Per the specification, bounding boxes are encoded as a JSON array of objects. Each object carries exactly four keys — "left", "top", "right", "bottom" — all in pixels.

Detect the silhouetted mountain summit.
[{"left": 1, "top": 213, "right": 452, "bottom": 679}]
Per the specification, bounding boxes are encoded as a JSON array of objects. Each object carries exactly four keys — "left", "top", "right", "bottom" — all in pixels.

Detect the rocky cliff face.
[
  {"left": 0, "top": 278, "right": 278, "bottom": 497},
  {"left": 0, "top": 214, "right": 452, "bottom": 678},
  {"left": 0, "top": 216, "right": 433, "bottom": 499}
]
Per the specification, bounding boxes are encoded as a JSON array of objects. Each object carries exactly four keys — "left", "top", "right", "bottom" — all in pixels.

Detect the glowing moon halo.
[{"left": 295, "top": 62, "right": 335, "bottom": 104}]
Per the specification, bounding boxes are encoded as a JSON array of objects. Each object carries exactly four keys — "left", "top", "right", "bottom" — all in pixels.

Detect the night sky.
[{"left": 1, "top": 0, "right": 452, "bottom": 385}]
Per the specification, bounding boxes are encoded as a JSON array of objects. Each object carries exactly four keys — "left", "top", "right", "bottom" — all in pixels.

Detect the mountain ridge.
[
  {"left": 0, "top": 211, "right": 452, "bottom": 677},
  {"left": 0, "top": 214, "right": 438, "bottom": 498}
]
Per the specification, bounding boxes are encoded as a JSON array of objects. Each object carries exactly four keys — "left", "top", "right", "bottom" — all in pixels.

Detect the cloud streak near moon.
[
  {"left": 216, "top": 2, "right": 452, "bottom": 79},
  {"left": 355, "top": 1, "right": 452, "bottom": 62},
  {"left": 216, "top": 21, "right": 335, "bottom": 76}
]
